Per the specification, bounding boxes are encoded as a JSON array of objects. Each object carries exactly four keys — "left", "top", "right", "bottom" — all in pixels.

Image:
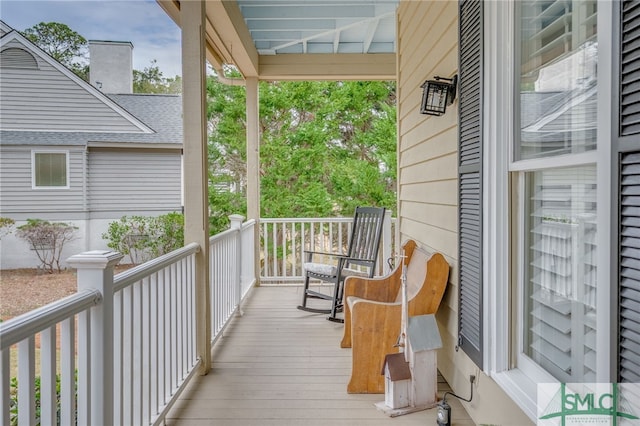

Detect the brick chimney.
[{"left": 88, "top": 40, "right": 133, "bottom": 94}]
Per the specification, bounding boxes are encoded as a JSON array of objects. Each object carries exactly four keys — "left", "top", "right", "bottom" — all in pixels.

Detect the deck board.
[{"left": 165, "top": 286, "right": 475, "bottom": 425}]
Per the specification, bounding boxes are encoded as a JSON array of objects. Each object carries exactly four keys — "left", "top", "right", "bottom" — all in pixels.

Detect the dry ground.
[
  {"left": 0, "top": 266, "right": 133, "bottom": 321},
  {"left": 0, "top": 268, "right": 78, "bottom": 320}
]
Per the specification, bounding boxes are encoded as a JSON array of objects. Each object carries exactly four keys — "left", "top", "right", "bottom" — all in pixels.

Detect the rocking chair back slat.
[
  {"left": 347, "top": 207, "right": 386, "bottom": 267},
  {"left": 298, "top": 206, "right": 386, "bottom": 322}
]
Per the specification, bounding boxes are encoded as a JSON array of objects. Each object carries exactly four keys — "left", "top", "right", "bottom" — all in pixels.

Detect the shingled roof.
[
  {"left": 0, "top": 93, "right": 182, "bottom": 147},
  {"left": 0, "top": 20, "right": 182, "bottom": 148}
]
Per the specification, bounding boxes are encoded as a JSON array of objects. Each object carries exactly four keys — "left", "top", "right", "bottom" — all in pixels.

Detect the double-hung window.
[
  {"left": 32, "top": 151, "right": 69, "bottom": 189},
  {"left": 514, "top": 0, "right": 598, "bottom": 383}
]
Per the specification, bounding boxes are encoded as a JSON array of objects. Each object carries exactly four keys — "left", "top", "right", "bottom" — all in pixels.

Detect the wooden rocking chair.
[{"left": 297, "top": 206, "right": 386, "bottom": 322}]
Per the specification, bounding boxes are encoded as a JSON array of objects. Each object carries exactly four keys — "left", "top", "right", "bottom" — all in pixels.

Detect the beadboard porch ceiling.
[{"left": 157, "top": 0, "right": 398, "bottom": 80}]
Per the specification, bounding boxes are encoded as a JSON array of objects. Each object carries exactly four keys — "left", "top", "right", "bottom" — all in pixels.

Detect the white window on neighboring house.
[
  {"left": 32, "top": 151, "right": 69, "bottom": 189},
  {"left": 514, "top": 0, "right": 598, "bottom": 383}
]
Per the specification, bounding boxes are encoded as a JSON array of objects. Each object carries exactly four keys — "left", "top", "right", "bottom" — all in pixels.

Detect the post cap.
[{"left": 66, "top": 250, "right": 124, "bottom": 269}]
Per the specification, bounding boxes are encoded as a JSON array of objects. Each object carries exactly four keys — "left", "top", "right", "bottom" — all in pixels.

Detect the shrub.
[
  {"left": 149, "top": 212, "right": 184, "bottom": 258},
  {"left": 15, "top": 219, "right": 78, "bottom": 273},
  {"left": 102, "top": 213, "right": 184, "bottom": 264},
  {"left": 0, "top": 217, "right": 15, "bottom": 239},
  {"left": 10, "top": 371, "right": 77, "bottom": 425},
  {"left": 102, "top": 215, "right": 152, "bottom": 264}
]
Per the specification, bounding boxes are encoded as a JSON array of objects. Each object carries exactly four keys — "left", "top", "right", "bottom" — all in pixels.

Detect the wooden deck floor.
[{"left": 166, "top": 285, "right": 475, "bottom": 425}]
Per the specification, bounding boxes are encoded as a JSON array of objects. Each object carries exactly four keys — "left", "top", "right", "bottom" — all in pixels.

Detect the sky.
[{"left": 0, "top": 0, "right": 182, "bottom": 77}]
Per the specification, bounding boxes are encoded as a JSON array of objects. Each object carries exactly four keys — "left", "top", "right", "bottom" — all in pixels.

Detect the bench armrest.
[
  {"left": 340, "top": 272, "right": 402, "bottom": 348},
  {"left": 347, "top": 299, "right": 403, "bottom": 394}
]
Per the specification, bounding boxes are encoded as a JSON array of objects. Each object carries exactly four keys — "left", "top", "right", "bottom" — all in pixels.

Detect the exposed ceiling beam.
[{"left": 206, "top": 1, "right": 259, "bottom": 77}]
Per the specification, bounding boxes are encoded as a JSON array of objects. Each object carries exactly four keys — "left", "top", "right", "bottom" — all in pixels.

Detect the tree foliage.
[
  {"left": 133, "top": 60, "right": 182, "bottom": 94},
  {"left": 24, "top": 22, "right": 180, "bottom": 93},
  {"left": 206, "top": 76, "right": 396, "bottom": 228},
  {"left": 23, "top": 22, "right": 88, "bottom": 78}
]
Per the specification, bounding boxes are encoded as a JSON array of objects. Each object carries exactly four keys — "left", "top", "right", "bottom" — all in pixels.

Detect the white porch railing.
[
  {"left": 260, "top": 212, "right": 396, "bottom": 283},
  {"left": 0, "top": 287, "right": 101, "bottom": 425},
  {"left": 210, "top": 216, "right": 256, "bottom": 342},
  {"left": 111, "top": 243, "right": 200, "bottom": 425},
  {"left": 0, "top": 214, "right": 389, "bottom": 425},
  {"left": 0, "top": 216, "right": 255, "bottom": 426}
]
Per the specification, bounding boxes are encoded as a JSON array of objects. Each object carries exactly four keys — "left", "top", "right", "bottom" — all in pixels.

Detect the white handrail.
[
  {"left": 0, "top": 290, "right": 100, "bottom": 349},
  {"left": 114, "top": 242, "right": 200, "bottom": 291},
  {"left": 0, "top": 290, "right": 100, "bottom": 425}
]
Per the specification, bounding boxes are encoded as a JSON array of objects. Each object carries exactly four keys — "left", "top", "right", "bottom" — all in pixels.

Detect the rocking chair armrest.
[
  {"left": 303, "top": 252, "right": 376, "bottom": 264},
  {"left": 303, "top": 250, "right": 345, "bottom": 261}
]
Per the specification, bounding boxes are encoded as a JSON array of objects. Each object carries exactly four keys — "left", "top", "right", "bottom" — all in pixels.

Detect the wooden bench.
[{"left": 340, "top": 240, "right": 449, "bottom": 394}]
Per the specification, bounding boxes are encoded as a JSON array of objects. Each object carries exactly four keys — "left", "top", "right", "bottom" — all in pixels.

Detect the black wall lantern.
[{"left": 420, "top": 75, "right": 458, "bottom": 116}]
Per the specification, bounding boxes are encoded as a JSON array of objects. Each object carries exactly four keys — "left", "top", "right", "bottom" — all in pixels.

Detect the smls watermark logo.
[{"left": 538, "top": 383, "right": 640, "bottom": 425}]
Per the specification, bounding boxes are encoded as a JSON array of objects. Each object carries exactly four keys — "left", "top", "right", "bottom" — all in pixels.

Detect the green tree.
[
  {"left": 133, "top": 60, "right": 182, "bottom": 94},
  {"left": 206, "top": 76, "right": 397, "bottom": 225},
  {"left": 206, "top": 70, "right": 250, "bottom": 233},
  {"left": 23, "top": 22, "right": 87, "bottom": 78}
]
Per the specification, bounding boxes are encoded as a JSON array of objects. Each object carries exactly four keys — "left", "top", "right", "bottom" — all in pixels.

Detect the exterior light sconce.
[{"left": 420, "top": 75, "right": 458, "bottom": 116}]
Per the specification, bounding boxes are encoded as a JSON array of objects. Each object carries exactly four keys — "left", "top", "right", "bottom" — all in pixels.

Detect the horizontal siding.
[
  {"left": 0, "top": 39, "right": 144, "bottom": 133},
  {"left": 398, "top": 1, "right": 458, "bottom": 135},
  {"left": 401, "top": 152, "right": 458, "bottom": 183},
  {"left": 401, "top": 200, "right": 458, "bottom": 235},
  {"left": 396, "top": 1, "right": 531, "bottom": 424},
  {"left": 398, "top": 0, "right": 462, "bottom": 370},
  {"left": 88, "top": 151, "right": 181, "bottom": 212},
  {"left": 400, "top": 180, "right": 458, "bottom": 205},
  {"left": 397, "top": 0, "right": 459, "bottom": 276},
  {"left": 0, "top": 146, "right": 85, "bottom": 213}
]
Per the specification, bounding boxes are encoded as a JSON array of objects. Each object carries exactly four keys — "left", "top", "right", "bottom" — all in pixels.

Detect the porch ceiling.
[{"left": 157, "top": 0, "right": 398, "bottom": 81}]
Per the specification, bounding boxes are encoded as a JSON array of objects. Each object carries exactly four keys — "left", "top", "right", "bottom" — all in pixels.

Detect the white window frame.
[
  {"left": 483, "top": 0, "right": 613, "bottom": 421},
  {"left": 31, "top": 150, "right": 70, "bottom": 189}
]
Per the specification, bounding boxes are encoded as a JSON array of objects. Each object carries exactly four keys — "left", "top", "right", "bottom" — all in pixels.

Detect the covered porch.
[
  {"left": 1, "top": 0, "right": 485, "bottom": 424},
  {"left": 1, "top": 216, "right": 472, "bottom": 424}
]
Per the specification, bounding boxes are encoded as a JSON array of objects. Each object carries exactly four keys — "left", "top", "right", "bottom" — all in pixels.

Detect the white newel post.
[
  {"left": 229, "top": 214, "right": 245, "bottom": 316},
  {"left": 382, "top": 209, "right": 393, "bottom": 275},
  {"left": 68, "top": 250, "right": 123, "bottom": 426}
]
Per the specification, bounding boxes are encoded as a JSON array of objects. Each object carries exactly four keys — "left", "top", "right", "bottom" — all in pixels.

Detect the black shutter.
[
  {"left": 616, "top": 0, "right": 640, "bottom": 383},
  {"left": 620, "top": 1, "right": 640, "bottom": 137},
  {"left": 619, "top": 152, "right": 640, "bottom": 382},
  {"left": 457, "top": 0, "right": 483, "bottom": 368}
]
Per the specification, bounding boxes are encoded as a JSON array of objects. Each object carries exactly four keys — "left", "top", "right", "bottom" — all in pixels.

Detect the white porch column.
[
  {"left": 246, "top": 76, "right": 261, "bottom": 285},
  {"left": 181, "top": 0, "right": 211, "bottom": 374},
  {"left": 67, "top": 250, "right": 123, "bottom": 426}
]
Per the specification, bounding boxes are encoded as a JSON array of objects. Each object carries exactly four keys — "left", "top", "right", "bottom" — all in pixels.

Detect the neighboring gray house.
[{"left": 0, "top": 21, "right": 183, "bottom": 269}]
